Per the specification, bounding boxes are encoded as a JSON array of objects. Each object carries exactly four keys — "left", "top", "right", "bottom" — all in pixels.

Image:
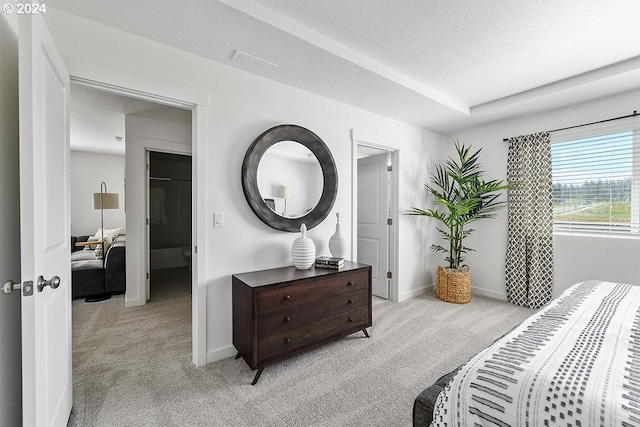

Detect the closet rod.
[
  {"left": 502, "top": 110, "right": 638, "bottom": 142},
  {"left": 149, "top": 177, "right": 192, "bottom": 182}
]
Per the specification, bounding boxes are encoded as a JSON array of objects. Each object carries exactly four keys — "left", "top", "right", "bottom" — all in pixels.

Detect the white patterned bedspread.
[{"left": 431, "top": 280, "right": 640, "bottom": 427}]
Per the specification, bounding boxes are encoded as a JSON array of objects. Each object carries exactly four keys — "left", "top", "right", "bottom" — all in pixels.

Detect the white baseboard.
[
  {"left": 402, "top": 283, "right": 507, "bottom": 302},
  {"left": 399, "top": 284, "right": 433, "bottom": 302},
  {"left": 124, "top": 298, "right": 140, "bottom": 308},
  {"left": 206, "top": 345, "right": 237, "bottom": 364},
  {"left": 471, "top": 286, "right": 507, "bottom": 301}
]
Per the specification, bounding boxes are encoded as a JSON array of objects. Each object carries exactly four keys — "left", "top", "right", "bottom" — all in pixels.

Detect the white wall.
[
  {"left": 125, "top": 115, "right": 192, "bottom": 307},
  {"left": 44, "top": 9, "right": 447, "bottom": 362},
  {"left": 553, "top": 234, "right": 640, "bottom": 291},
  {"left": 70, "top": 151, "right": 126, "bottom": 236},
  {"left": 0, "top": 10, "right": 22, "bottom": 426},
  {"left": 452, "top": 90, "right": 640, "bottom": 300},
  {"left": 132, "top": 106, "right": 192, "bottom": 126}
]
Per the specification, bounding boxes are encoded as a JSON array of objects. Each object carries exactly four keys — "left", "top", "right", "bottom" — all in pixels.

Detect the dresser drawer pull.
[
  {"left": 284, "top": 316, "right": 291, "bottom": 322},
  {"left": 347, "top": 281, "right": 354, "bottom": 286},
  {"left": 348, "top": 299, "right": 354, "bottom": 304},
  {"left": 284, "top": 295, "right": 291, "bottom": 300},
  {"left": 284, "top": 338, "right": 291, "bottom": 344},
  {"left": 348, "top": 317, "right": 354, "bottom": 322}
]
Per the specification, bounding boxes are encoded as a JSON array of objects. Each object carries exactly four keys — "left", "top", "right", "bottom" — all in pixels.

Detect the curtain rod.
[{"left": 502, "top": 110, "right": 638, "bottom": 142}]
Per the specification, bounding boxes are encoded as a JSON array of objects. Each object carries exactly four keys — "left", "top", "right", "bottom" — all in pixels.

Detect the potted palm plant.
[{"left": 407, "top": 140, "right": 509, "bottom": 303}]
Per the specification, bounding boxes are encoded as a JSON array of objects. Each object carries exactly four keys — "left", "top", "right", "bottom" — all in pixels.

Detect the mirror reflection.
[{"left": 256, "top": 141, "right": 323, "bottom": 218}]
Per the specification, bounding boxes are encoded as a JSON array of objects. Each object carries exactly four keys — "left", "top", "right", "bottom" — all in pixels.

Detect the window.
[{"left": 551, "top": 116, "right": 640, "bottom": 235}]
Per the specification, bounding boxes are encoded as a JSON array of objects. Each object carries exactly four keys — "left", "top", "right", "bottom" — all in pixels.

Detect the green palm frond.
[{"left": 406, "top": 139, "right": 510, "bottom": 269}]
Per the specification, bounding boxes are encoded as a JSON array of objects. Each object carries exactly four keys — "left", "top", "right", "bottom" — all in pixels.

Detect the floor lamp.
[{"left": 86, "top": 181, "right": 119, "bottom": 302}]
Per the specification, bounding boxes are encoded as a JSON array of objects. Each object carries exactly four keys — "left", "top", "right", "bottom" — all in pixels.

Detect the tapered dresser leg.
[
  {"left": 252, "top": 367, "right": 264, "bottom": 386},
  {"left": 234, "top": 352, "right": 241, "bottom": 360},
  {"left": 362, "top": 329, "right": 370, "bottom": 338}
]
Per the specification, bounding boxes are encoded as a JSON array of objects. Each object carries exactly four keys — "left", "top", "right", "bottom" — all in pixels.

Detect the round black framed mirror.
[{"left": 242, "top": 124, "right": 338, "bottom": 232}]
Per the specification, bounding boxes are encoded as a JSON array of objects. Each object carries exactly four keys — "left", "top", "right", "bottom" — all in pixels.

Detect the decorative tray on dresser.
[{"left": 232, "top": 261, "right": 372, "bottom": 385}]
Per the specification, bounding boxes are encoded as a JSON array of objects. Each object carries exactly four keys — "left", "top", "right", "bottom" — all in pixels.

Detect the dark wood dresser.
[{"left": 232, "top": 261, "right": 372, "bottom": 384}]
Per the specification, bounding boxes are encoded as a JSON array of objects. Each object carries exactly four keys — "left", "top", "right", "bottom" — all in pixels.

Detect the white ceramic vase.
[
  {"left": 291, "top": 224, "right": 316, "bottom": 269},
  {"left": 328, "top": 212, "right": 347, "bottom": 258}
]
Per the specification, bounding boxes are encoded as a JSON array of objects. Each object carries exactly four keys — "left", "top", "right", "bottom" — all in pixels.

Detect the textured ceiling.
[
  {"left": 51, "top": 0, "right": 640, "bottom": 135},
  {"left": 70, "top": 83, "right": 188, "bottom": 155},
  {"left": 250, "top": 0, "right": 640, "bottom": 106}
]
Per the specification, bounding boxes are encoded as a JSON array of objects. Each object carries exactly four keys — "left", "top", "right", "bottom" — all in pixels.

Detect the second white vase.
[{"left": 328, "top": 212, "right": 347, "bottom": 258}]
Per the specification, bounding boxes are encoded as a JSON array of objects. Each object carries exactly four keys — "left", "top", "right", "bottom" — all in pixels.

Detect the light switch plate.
[{"left": 214, "top": 212, "right": 224, "bottom": 227}]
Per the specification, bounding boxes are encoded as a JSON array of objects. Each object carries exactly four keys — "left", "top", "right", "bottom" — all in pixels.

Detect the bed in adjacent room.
[{"left": 414, "top": 280, "right": 640, "bottom": 426}]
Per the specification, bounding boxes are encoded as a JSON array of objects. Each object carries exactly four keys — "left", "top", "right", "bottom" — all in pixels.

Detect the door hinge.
[
  {"left": 146, "top": 218, "right": 149, "bottom": 226},
  {"left": 387, "top": 271, "right": 392, "bottom": 279},
  {"left": 146, "top": 163, "right": 149, "bottom": 171},
  {"left": 146, "top": 272, "right": 149, "bottom": 280},
  {"left": 387, "top": 218, "right": 392, "bottom": 225},
  {"left": 195, "top": 246, "right": 197, "bottom": 254}
]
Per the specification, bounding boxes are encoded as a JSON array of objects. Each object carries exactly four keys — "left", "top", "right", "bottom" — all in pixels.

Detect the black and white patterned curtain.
[{"left": 505, "top": 132, "right": 554, "bottom": 309}]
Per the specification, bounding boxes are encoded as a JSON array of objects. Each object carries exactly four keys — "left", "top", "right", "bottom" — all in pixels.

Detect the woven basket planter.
[{"left": 436, "top": 265, "right": 471, "bottom": 304}]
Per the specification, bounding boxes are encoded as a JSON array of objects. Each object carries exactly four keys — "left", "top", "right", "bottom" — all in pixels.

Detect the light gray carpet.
[{"left": 68, "top": 289, "right": 535, "bottom": 427}]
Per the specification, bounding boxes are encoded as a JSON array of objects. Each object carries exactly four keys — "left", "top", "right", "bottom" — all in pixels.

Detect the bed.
[{"left": 413, "top": 280, "right": 640, "bottom": 426}]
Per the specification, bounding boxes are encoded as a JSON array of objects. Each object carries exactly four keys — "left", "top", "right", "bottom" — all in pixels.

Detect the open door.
[
  {"left": 19, "top": 14, "right": 72, "bottom": 426},
  {"left": 357, "top": 152, "right": 391, "bottom": 299}
]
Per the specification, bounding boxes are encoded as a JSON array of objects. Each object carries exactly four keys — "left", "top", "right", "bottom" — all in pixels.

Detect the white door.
[
  {"left": 357, "top": 152, "right": 390, "bottom": 299},
  {"left": 19, "top": 14, "right": 72, "bottom": 427}
]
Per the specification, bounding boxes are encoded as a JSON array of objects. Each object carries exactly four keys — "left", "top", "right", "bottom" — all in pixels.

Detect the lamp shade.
[
  {"left": 279, "top": 185, "right": 290, "bottom": 199},
  {"left": 93, "top": 192, "right": 119, "bottom": 210}
]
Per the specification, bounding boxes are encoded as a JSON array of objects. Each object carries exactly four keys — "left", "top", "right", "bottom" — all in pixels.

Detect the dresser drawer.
[
  {"left": 258, "top": 288, "right": 369, "bottom": 338},
  {"left": 258, "top": 306, "right": 369, "bottom": 364},
  {"left": 257, "top": 270, "right": 368, "bottom": 315}
]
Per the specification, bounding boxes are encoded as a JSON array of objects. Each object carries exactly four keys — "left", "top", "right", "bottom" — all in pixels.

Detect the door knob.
[
  {"left": 37, "top": 275, "right": 60, "bottom": 292},
  {"left": 2, "top": 280, "right": 20, "bottom": 295}
]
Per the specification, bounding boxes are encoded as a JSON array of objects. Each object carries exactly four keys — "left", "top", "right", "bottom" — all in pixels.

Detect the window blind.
[{"left": 550, "top": 116, "right": 640, "bottom": 235}]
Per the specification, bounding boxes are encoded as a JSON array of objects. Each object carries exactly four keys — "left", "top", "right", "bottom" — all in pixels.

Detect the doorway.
[
  {"left": 147, "top": 151, "right": 193, "bottom": 301},
  {"left": 67, "top": 78, "right": 206, "bottom": 366},
  {"left": 353, "top": 137, "right": 399, "bottom": 301}
]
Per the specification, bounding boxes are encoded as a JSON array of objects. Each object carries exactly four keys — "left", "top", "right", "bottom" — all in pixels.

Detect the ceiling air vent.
[{"left": 231, "top": 50, "right": 279, "bottom": 73}]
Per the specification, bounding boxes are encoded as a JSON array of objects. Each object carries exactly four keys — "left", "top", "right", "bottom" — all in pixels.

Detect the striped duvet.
[{"left": 432, "top": 280, "right": 640, "bottom": 427}]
